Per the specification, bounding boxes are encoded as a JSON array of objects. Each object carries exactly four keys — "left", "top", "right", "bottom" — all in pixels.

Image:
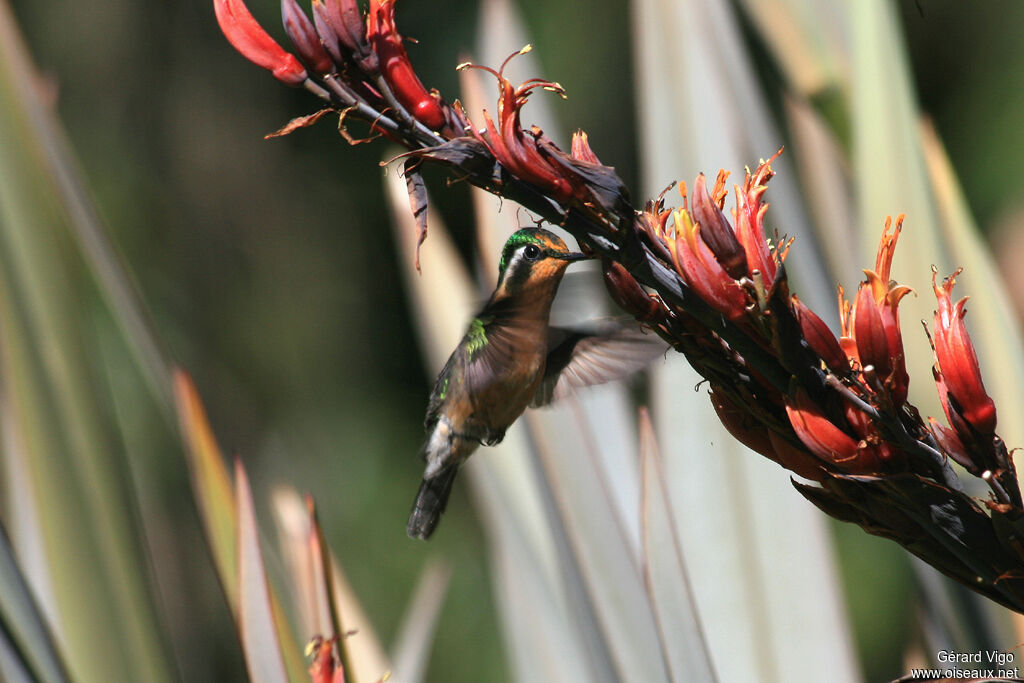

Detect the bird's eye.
[{"left": 523, "top": 244, "right": 541, "bottom": 260}]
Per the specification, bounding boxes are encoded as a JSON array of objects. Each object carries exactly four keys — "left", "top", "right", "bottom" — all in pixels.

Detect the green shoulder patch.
[{"left": 466, "top": 316, "right": 490, "bottom": 358}]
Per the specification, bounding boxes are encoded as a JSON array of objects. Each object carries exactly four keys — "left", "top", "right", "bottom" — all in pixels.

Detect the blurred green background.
[{"left": 4, "top": 0, "right": 1023, "bottom": 680}]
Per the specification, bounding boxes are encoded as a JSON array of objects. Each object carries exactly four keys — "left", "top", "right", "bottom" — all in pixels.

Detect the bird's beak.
[{"left": 559, "top": 252, "right": 592, "bottom": 263}]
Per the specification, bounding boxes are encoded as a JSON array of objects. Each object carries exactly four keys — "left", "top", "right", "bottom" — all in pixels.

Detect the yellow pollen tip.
[
  {"left": 455, "top": 62, "right": 473, "bottom": 71},
  {"left": 520, "top": 44, "right": 533, "bottom": 54}
]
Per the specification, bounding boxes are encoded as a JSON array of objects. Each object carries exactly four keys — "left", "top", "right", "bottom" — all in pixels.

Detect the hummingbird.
[{"left": 408, "top": 227, "right": 665, "bottom": 539}]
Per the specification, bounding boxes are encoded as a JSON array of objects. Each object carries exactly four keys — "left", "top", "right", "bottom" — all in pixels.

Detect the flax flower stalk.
[{"left": 213, "top": 0, "right": 1024, "bottom": 613}]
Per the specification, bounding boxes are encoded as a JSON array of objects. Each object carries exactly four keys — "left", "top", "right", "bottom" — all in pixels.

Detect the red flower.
[
  {"left": 669, "top": 204, "right": 748, "bottom": 321},
  {"left": 733, "top": 152, "right": 784, "bottom": 286},
  {"left": 282, "top": 0, "right": 333, "bottom": 76},
  {"left": 785, "top": 389, "right": 859, "bottom": 468},
  {"left": 792, "top": 295, "right": 848, "bottom": 374},
  {"left": 570, "top": 131, "right": 601, "bottom": 164},
  {"left": 314, "top": 0, "right": 376, "bottom": 72},
  {"left": 765, "top": 431, "right": 828, "bottom": 482},
  {"left": 709, "top": 388, "right": 775, "bottom": 456},
  {"left": 367, "top": 0, "right": 448, "bottom": 131},
  {"left": 691, "top": 172, "right": 747, "bottom": 279},
  {"left": 784, "top": 389, "right": 895, "bottom": 473},
  {"left": 838, "top": 216, "right": 912, "bottom": 406},
  {"left": 458, "top": 48, "right": 578, "bottom": 203},
  {"left": 709, "top": 388, "right": 825, "bottom": 481},
  {"left": 307, "top": 637, "right": 345, "bottom": 683},
  {"left": 928, "top": 417, "right": 976, "bottom": 474},
  {"left": 602, "top": 260, "right": 664, "bottom": 323},
  {"left": 214, "top": 0, "right": 308, "bottom": 86},
  {"left": 652, "top": 154, "right": 796, "bottom": 322},
  {"left": 932, "top": 268, "right": 997, "bottom": 435}
]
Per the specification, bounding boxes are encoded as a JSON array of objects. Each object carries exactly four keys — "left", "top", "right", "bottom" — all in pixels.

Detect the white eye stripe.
[
  {"left": 506, "top": 249, "right": 525, "bottom": 272},
  {"left": 501, "top": 243, "right": 546, "bottom": 284}
]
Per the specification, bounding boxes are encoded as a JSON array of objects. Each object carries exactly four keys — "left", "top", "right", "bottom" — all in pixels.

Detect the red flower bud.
[
  {"left": 854, "top": 283, "right": 892, "bottom": 376},
  {"left": 733, "top": 152, "right": 781, "bottom": 285},
  {"left": 785, "top": 389, "right": 860, "bottom": 468},
  {"left": 792, "top": 296, "right": 848, "bottom": 374},
  {"left": 307, "top": 636, "right": 345, "bottom": 683},
  {"left": 367, "top": 0, "right": 447, "bottom": 131},
  {"left": 709, "top": 388, "right": 777, "bottom": 460},
  {"left": 282, "top": 0, "right": 333, "bottom": 75},
  {"left": 602, "top": 260, "right": 663, "bottom": 323},
  {"left": 784, "top": 389, "right": 891, "bottom": 473},
  {"left": 932, "top": 268, "right": 997, "bottom": 434},
  {"left": 692, "top": 173, "right": 747, "bottom": 279},
  {"left": 319, "top": 0, "right": 376, "bottom": 71},
  {"left": 766, "top": 430, "right": 827, "bottom": 482},
  {"left": 670, "top": 208, "right": 748, "bottom": 321},
  {"left": 570, "top": 130, "right": 601, "bottom": 164},
  {"left": 214, "top": 0, "right": 308, "bottom": 86},
  {"left": 928, "top": 417, "right": 977, "bottom": 474}
]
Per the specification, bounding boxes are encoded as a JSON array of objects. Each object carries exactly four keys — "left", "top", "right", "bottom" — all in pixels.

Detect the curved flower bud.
[
  {"left": 854, "top": 283, "right": 892, "bottom": 375},
  {"left": 837, "top": 285, "right": 859, "bottom": 366},
  {"left": 571, "top": 130, "right": 601, "bottom": 164},
  {"left": 282, "top": 0, "right": 333, "bottom": 75},
  {"left": 928, "top": 417, "right": 977, "bottom": 474},
  {"left": 932, "top": 268, "right": 997, "bottom": 435},
  {"left": 842, "top": 401, "right": 899, "bottom": 465},
  {"left": 669, "top": 207, "right": 748, "bottom": 321},
  {"left": 792, "top": 295, "right": 848, "bottom": 374},
  {"left": 709, "top": 388, "right": 777, "bottom": 458},
  {"left": 785, "top": 390, "right": 859, "bottom": 467},
  {"left": 733, "top": 152, "right": 782, "bottom": 285},
  {"left": 765, "top": 431, "right": 827, "bottom": 482},
  {"left": 692, "top": 173, "right": 747, "bottom": 279},
  {"left": 214, "top": 0, "right": 308, "bottom": 86},
  {"left": 320, "top": 0, "right": 376, "bottom": 71},
  {"left": 602, "top": 260, "right": 664, "bottom": 323},
  {"left": 311, "top": 0, "right": 343, "bottom": 65},
  {"left": 785, "top": 389, "right": 887, "bottom": 473},
  {"left": 368, "top": 0, "right": 447, "bottom": 130},
  {"left": 635, "top": 197, "right": 675, "bottom": 263}
]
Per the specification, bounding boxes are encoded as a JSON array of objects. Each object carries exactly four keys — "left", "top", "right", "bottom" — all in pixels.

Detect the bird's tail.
[{"left": 407, "top": 466, "right": 458, "bottom": 540}]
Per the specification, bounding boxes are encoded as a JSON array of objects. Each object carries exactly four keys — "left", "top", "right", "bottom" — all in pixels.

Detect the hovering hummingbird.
[{"left": 408, "top": 227, "right": 665, "bottom": 539}]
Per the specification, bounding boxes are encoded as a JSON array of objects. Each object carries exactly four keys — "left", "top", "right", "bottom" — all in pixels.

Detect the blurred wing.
[
  {"left": 424, "top": 311, "right": 493, "bottom": 428},
  {"left": 532, "top": 321, "right": 667, "bottom": 407},
  {"left": 463, "top": 316, "right": 534, "bottom": 397},
  {"left": 425, "top": 312, "right": 525, "bottom": 426},
  {"left": 423, "top": 351, "right": 458, "bottom": 428}
]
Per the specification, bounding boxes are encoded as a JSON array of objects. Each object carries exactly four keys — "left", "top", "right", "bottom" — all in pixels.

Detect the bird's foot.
[{"left": 481, "top": 430, "right": 505, "bottom": 447}]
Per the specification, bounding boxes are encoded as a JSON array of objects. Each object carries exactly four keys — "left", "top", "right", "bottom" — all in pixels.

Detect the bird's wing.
[
  {"left": 531, "top": 320, "right": 667, "bottom": 407},
  {"left": 461, "top": 314, "right": 536, "bottom": 397},
  {"left": 424, "top": 313, "right": 509, "bottom": 426},
  {"left": 424, "top": 351, "right": 458, "bottom": 429}
]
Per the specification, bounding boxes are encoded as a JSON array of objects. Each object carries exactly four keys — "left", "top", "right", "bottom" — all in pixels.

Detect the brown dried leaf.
[
  {"left": 264, "top": 108, "right": 334, "bottom": 139},
  {"left": 403, "top": 158, "right": 429, "bottom": 273}
]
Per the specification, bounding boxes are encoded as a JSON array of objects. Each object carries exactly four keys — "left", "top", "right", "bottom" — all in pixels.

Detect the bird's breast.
[{"left": 469, "top": 354, "right": 544, "bottom": 427}]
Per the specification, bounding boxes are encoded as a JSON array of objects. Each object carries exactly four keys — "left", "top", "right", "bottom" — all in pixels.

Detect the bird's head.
[{"left": 494, "top": 228, "right": 589, "bottom": 300}]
